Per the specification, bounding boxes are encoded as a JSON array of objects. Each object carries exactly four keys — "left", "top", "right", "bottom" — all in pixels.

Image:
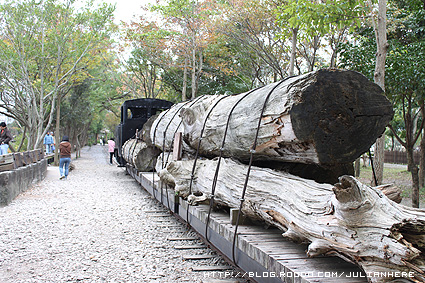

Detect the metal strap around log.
[
  {"left": 163, "top": 96, "right": 204, "bottom": 169},
  {"left": 204, "top": 86, "right": 264, "bottom": 242},
  {"left": 159, "top": 100, "right": 192, "bottom": 211},
  {"left": 231, "top": 78, "right": 292, "bottom": 266},
  {"left": 128, "top": 132, "right": 139, "bottom": 165},
  {"left": 161, "top": 97, "right": 206, "bottom": 213},
  {"left": 369, "top": 149, "right": 378, "bottom": 186},
  {"left": 152, "top": 108, "right": 173, "bottom": 199},
  {"left": 186, "top": 94, "right": 230, "bottom": 226},
  {"left": 160, "top": 100, "right": 192, "bottom": 170},
  {"left": 163, "top": 118, "right": 184, "bottom": 167}
]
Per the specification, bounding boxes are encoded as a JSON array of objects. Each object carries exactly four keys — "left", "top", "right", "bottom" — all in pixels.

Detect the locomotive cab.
[{"left": 115, "top": 98, "right": 173, "bottom": 166}]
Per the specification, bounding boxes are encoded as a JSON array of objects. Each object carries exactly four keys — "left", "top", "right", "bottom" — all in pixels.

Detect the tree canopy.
[
  {"left": 0, "top": 0, "right": 116, "bottom": 149},
  {"left": 1, "top": 0, "right": 425, "bottom": 204}
]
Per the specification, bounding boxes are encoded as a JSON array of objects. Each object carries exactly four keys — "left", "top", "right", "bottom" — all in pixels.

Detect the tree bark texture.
[
  {"left": 419, "top": 102, "right": 425, "bottom": 188},
  {"left": 371, "top": 0, "right": 388, "bottom": 186},
  {"left": 158, "top": 157, "right": 425, "bottom": 283},
  {"left": 150, "top": 69, "right": 393, "bottom": 168},
  {"left": 373, "top": 135, "right": 386, "bottom": 185},
  {"left": 122, "top": 139, "right": 160, "bottom": 172}
]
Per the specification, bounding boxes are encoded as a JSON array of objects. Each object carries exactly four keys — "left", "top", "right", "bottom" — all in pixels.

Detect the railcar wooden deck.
[{"left": 127, "top": 165, "right": 367, "bottom": 283}]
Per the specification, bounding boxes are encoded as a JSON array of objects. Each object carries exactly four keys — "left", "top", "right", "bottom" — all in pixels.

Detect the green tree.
[
  {"left": 0, "top": 0, "right": 115, "bottom": 151},
  {"left": 274, "top": 0, "right": 368, "bottom": 72},
  {"left": 119, "top": 19, "right": 172, "bottom": 99},
  {"left": 217, "top": 0, "right": 292, "bottom": 83},
  {"left": 152, "top": 0, "right": 213, "bottom": 100},
  {"left": 339, "top": 0, "right": 425, "bottom": 207}
]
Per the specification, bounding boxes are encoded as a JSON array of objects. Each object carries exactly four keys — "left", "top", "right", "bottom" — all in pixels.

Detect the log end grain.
[{"left": 290, "top": 69, "right": 394, "bottom": 166}]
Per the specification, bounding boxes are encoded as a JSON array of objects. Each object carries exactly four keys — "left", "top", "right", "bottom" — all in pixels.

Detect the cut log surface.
[
  {"left": 158, "top": 157, "right": 425, "bottom": 283},
  {"left": 151, "top": 69, "right": 393, "bottom": 166},
  {"left": 375, "top": 184, "right": 403, "bottom": 204},
  {"left": 122, "top": 139, "right": 160, "bottom": 171}
]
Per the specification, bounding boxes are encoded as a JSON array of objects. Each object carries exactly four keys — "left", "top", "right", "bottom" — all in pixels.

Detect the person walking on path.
[
  {"left": 51, "top": 132, "right": 56, "bottom": 152},
  {"left": 44, "top": 132, "right": 54, "bottom": 154},
  {"left": 107, "top": 137, "right": 115, "bottom": 165},
  {"left": 0, "top": 122, "right": 13, "bottom": 155},
  {"left": 59, "top": 135, "right": 71, "bottom": 180}
]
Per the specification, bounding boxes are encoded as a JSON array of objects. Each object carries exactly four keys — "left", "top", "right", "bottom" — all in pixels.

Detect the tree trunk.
[
  {"left": 373, "top": 134, "right": 385, "bottom": 185},
  {"left": 371, "top": 0, "right": 388, "bottom": 186},
  {"left": 354, "top": 157, "right": 361, "bottom": 177},
  {"left": 158, "top": 157, "right": 425, "bottom": 283},
  {"left": 54, "top": 93, "right": 61, "bottom": 166},
  {"left": 151, "top": 69, "right": 393, "bottom": 168},
  {"left": 191, "top": 48, "right": 196, "bottom": 100},
  {"left": 289, "top": 28, "right": 298, "bottom": 76},
  {"left": 17, "top": 126, "right": 27, "bottom": 152},
  {"left": 182, "top": 57, "right": 188, "bottom": 101},
  {"left": 407, "top": 146, "right": 420, "bottom": 208},
  {"left": 419, "top": 102, "right": 425, "bottom": 188}
]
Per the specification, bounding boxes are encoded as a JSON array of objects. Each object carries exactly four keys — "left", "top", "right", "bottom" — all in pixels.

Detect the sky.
[{"left": 100, "top": 0, "right": 157, "bottom": 23}]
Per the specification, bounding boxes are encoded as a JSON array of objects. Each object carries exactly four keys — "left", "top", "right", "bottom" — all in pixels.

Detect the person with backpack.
[{"left": 59, "top": 136, "right": 72, "bottom": 180}]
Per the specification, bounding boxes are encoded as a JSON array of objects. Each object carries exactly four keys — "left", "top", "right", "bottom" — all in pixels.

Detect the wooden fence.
[
  {"left": 0, "top": 149, "right": 45, "bottom": 172},
  {"left": 384, "top": 150, "right": 420, "bottom": 165}
]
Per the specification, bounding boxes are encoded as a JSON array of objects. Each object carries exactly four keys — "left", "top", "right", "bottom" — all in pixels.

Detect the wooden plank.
[
  {"left": 174, "top": 245, "right": 206, "bottom": 250},
  {"left": 239, "top": 233, "right": 286, "bottom": 242},
  {"left": 148, "top": 214, "right": 172, "bottom": 217},
  {"left": 173, "top": 132, "right": 183, "bottom": 161},
  {"left": 30, "top": 150, "right": 36, "bottom": 162},
  {"left": 152, "top": 219, "right": 174, "bottom": 223},
  {"left": 168, "top": 237, "right": 198, "bottom": 241},
  {"left": 143, "top": 210, "right": 168, "bottom": 213},
  {"left": 159, "top": 224, "right": 186, "bottom": 228},
  {"left": 13, "top": 152, "right": 23, "bottom": 168},
  {"left": 191, "top": 266, "right": 232, "bottom": 272},
  {"left": 0, "top": 154, "right": 14, "bottom": 165},
  {"left": 183, "top": 254, "right": 216, "bottom": 260},
  {"left": 23, "top": 152, "right": 31, "bottom": 165},
  {"left": 0, "top": 163, "right": 14, "bottom": 172},
  {"left": 34, "top": 149, "right": 42, "bottom": 161},
  {"left": 202, "top": 280, "right": 243, "bottom": 283}
]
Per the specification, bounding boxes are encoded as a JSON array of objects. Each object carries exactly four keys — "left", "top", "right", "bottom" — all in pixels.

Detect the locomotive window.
[
  {"left": 128, "top": 108, "right": 147, "bottom": 120},
  {"left": 127, "top": 109, "right": 132, "bottom": 119}
]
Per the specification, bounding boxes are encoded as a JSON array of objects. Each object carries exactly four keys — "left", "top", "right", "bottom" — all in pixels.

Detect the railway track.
[
  {"left": 143, "top": 209, "right": 247, "bottom": 282},
  {"left": 104, "top": 146, "right": 247, "bottom": 282},
  {"left": 126, "top": 165, "right": 369, "bottom": 283}
]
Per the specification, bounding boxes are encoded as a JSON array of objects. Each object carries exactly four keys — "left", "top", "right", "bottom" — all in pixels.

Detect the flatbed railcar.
[{"left": 116, "top": 98, "right": 368, "bottom": 283}]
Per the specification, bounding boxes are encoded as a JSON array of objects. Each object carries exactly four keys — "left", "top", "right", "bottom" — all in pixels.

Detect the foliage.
[
  {"left": 119, "top": 18, "right": 173, "bottom": 99},
  {"left": 274, "top": 0, "right": 369, "bottom": 70},
  {"left": 0, "top": 0, "right": 116, "bottom": 149},
  {"left": 339, "top": 0, "right": 425, "bottom": 150}
]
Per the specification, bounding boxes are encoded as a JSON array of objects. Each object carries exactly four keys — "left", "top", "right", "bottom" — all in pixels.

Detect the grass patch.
[{"left": 357, "top": 164, "right": 425, "bottom": 206}]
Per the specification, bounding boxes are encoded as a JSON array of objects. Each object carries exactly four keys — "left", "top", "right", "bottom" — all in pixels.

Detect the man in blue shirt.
[{"left": 44, "top": 132, "right": 54, "bottom": 154}]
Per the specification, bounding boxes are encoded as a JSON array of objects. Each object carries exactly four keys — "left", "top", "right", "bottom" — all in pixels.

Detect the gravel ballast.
[{"left": 0, "top": 145, "right": 246, "bottom": 282}]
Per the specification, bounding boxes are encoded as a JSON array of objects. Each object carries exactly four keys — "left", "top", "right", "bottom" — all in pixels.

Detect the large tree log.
[
  {"left": 150, "top": 69, "right": 393, "bottom": 167},
  {"left": 158, "top": 157, "right": 425, "bottom": 283},
  {"left": 122, "top": 139, "right": 160, "bottom": 171}
]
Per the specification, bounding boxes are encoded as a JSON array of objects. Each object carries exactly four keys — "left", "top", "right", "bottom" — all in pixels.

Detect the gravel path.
[{"left": 0, "top": 145, "right": 245, "bottom": 282}]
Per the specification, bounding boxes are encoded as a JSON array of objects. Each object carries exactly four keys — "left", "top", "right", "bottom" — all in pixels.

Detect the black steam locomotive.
[{"left": 115, "top": 98, "right": 174, "bottom": 166}]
